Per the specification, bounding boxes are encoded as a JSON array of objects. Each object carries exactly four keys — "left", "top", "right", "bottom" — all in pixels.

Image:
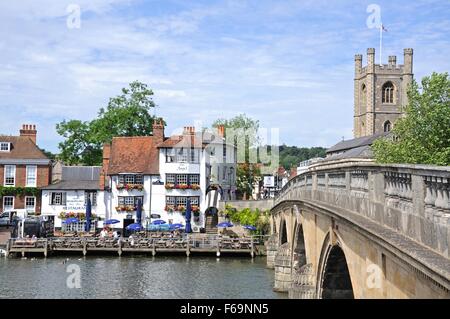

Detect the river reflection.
[{"left": 0, "top": 255, "right": 287, "bottom": 299}]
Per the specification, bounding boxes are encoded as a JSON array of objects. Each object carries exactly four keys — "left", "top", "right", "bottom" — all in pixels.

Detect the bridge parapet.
[{"left": 274, "top": 159, "right": 450, "bottom": 259}]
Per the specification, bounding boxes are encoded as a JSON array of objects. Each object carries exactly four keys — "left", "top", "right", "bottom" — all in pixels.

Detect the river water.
[{"left": 0, "top": 255, "right": 286, "bottom": 299}]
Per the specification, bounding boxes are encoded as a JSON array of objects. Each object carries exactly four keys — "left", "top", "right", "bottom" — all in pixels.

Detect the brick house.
[{"left": 0, "top": 124, "right": 52, "bottom": 214}]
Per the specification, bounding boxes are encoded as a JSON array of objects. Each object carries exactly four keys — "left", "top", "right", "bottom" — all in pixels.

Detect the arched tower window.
[
  {"left": 382, "top": 82, "right": 394, "bottom": 104},
  {"left": 384, "top": 121, "right": 392, "bottom": 132}
]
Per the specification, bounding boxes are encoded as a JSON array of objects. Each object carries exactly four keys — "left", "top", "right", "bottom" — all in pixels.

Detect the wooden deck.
[{"left": 5, "top": 235, "right": 267, "bottom": 258}]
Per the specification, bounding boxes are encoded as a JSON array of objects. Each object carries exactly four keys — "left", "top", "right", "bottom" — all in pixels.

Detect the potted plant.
[
  {"left": 191, "top": 184, "right": 200, "bottom": 190},
  {"left": 165, "top": 205, "right": 175, "bottom": 212},
  {"left": 165, "top": 183, "right": 175, "bottom": 190}
]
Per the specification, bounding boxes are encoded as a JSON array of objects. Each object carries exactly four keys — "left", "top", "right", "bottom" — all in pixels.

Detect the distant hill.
[{"left": 258, "top": 145, "right": 326, "bottom": 170}]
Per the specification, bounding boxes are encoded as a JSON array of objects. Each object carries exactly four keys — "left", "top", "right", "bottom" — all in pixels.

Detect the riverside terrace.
[{"left": 5, "top": 234, "right": 267, "bottom": 258}]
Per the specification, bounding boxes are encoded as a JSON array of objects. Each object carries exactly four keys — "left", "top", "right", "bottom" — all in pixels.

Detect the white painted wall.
[{"left": 41, "top": 190, "right": 106, "bottom": 228}]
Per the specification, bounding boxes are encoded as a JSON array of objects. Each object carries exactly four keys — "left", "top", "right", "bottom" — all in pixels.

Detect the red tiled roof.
[
  {"left": 107, "top": 136, "right": 159, "bottom": 175},
  {"left": 0, "top": 136, "right": 49, "bottom": 159},
  {"left": 158, "top": 133, "right": 210, "bottom": 149}
]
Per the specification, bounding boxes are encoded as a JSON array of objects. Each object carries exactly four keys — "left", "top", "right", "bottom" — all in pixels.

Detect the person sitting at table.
[{"left": 100, "top": 228, "right": 108, "bottom": 238}]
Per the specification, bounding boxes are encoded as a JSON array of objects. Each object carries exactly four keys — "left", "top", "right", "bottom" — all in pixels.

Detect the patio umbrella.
[
  {"left": 126, "top": 223, "right": 143, "bottom": 231},
  {"left": 243, "top": 225, "right": 257, "bottom": 231},
  {"left": 185, "top": 199, "right": 192, "bottom": 233},
  {"left": 104, "top": 219, "right": 120, "bottom": 225},
  {"left": 136, "top": 198, "right": 142, "bottom": 225},
  {"left": 63, "top": 217, "right": 79, "bottom": 224},
  {"left": 152, "top": 219, "right": 166, "bottom": 225},
  {"left": 217, "top": 221, "right": 234, "bottom": 228},
  {"left": 85, "top": 197, "right": 92, "bottom": 232}
]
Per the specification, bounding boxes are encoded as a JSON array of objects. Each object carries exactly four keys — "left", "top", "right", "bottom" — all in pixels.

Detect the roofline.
[{"left": 0, "top": 159, "right": 51, "bottom": 165}]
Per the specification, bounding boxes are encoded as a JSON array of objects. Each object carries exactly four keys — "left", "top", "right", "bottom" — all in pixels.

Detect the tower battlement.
[{"left": 353, "top": 48, "right": 414, "bottom": 138}]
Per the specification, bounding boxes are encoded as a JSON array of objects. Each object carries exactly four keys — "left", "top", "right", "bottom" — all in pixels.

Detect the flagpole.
[{"left": 379, "top": 24, "right": 382, "bottom": 66}]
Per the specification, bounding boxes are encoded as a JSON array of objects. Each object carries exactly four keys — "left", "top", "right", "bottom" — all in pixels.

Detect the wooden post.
[
  {"left": 152, "top": 240, "right": 156, "bottom": 256},
  {"left": 186, "top": 239, "right": 190, "bottom": 257},
  {"left": 216, "top": 237, "right": 220, "bottom": 257},
  {"left": 5, "top": 239, "right": 10, "bottom": 257},
  {"left": 251, "top": 236, "right": 254, "bottom": 258},
  {"left": 82, "top": 240, "right": 87, "bottom": 256}
]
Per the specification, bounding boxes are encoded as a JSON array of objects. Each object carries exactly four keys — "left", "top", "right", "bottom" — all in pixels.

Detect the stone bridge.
[{"left": 267, "top": 159, "right": 450, "bottom": 299}]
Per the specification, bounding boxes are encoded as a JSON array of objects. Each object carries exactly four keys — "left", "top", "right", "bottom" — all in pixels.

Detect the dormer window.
[{"left": 0, "top": 142, "right": 10, "bottom": 152}]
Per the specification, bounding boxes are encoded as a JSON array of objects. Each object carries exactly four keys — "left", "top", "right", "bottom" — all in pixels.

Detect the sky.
[{"left": 0, "top": 0, "right": 449, "bottom": 153}]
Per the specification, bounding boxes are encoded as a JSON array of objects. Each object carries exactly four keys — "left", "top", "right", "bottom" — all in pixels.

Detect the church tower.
[{"left": 353, "top": 48, "right": 413, "bottom": 138}]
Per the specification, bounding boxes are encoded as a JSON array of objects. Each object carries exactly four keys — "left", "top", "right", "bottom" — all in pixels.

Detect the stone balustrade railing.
[{"left": 274, "top": 159, "right": 450, "bottom": 258}]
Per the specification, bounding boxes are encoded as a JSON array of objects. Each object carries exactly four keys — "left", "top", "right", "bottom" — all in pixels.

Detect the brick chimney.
[
  {"left": 152, "top": 119, "right": 165, "bottom": 143},
  {"left": 20, "top": 124, "right": 37, "bottom": 144},
  {"left": 183, "top": 126, "right": 195, "bottom": 135},
  {"left": 217, "top": 125, "right": 225, "bottom": 137},
  {"left": 100, "top": 143, "right": 111, "bottom": 190}
]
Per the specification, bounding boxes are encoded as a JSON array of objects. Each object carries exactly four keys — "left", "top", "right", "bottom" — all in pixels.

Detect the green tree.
[
  {"left": 56, "top": 81, "right": 159, "bottom": 165},
  {"left": 372, "top": 72, "right": 450, "bottom": 166},
  {"left": 212, "top": 113, "right": 260, "bottom": 162},
  {"left": 56, "top": 120, "right": 100, "bottom": 165},
  {"left": 236, "top": 163, "right": 261, "bottom": 199}
]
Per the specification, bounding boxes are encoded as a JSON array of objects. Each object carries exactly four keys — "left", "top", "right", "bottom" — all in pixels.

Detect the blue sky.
[{"left": 0, "top": 0, "right": 449, "bottom": 152}]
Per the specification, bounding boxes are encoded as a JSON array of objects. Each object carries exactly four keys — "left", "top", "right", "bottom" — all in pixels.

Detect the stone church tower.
[{"left": 353, "top": 48, "right": 413, "bottom": 138}]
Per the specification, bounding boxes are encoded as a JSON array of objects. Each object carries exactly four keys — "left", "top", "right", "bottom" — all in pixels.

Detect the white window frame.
[
  {"left": 177, "top": 174, "right": 188, "bottom": 185},
  {"left": 0, "top": 142, "right": 10, "bottom": 152},
  {"left": 25, "top": 196, "right": 36, "bottom": 213},
  {"left": 3, "top": 196, "right": 14, "bottom": 211},
  {"left": 51, "top": 192, "right": 66, "bottom": 206},
  {"left": 26, "top": 165, "right": 37, "bottom": 187},
  {"left": 4, "top": 165, "right": 15, "bottom": 186}
]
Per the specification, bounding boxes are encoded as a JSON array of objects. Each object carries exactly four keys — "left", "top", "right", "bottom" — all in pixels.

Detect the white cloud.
[{"left": 0, "top": 0, "right": 449, "bottom": 153}]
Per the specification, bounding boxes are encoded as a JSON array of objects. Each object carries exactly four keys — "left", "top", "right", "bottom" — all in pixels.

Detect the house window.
[
  {"left": 26, "top": 165, "right": 37, "bottom": 187},
  {"left": 166, "top": 196, "right": 200, "bottom": 207},
  {"left": 84, "top": 192, "right": 97, "bottom": 206},
  {"left": 189, "top": 196, "right": 199, "bottom": 205},
  {"left": 166, "top": 196, "right": 176, "bottom": 205},
  {"left": 176, "top": 197, "right": 187, "bottom": 206},
  {"left": 25, "top": 197, "right": 36, "bottom": 212},
  {"left": 166, "top": 174, "right": 176, "bottom": 184},
  {"left": 4, "top": 165, "right": 15, "bottom": 186},
  {"left": 166, "top": 148, "right": 176, "bottom": 162},
  {"left": 382, "top": 82, "right": 394, "bottom": 104},
  {"left": 118, "top": 196, "right": 143, "bottom": 206},
  {"left": 0, "top": 142, "right": 10, "bottom": 152},
  {"left": 384, "top": 121, "right": 392, "bottom": 132},
  {"left": 135, "top": 175, "right": 143, "bottom": 184},
  {"left": 176, "top": 148, "right": 188, "bottom": 162},
  {"left": 189, "top": 174, "right": 199, "bottom": 185},
  {"left": 51, "top": 192, "right": 66, "bottom": 205},
  {"left": 3, "top": 196, "right": 14, "bottom": 211},
  {"left": 118, "top": 174, "right": 143, "bottom": 184},
  {"left": 177, "top": 174, "right": 188, "bottom": 185}
]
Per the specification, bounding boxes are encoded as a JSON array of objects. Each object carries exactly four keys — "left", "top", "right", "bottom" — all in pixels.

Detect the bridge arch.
[
  {"left": 279, "top": 218, "right": 288, "bottom": 245},
  {"left": 317, "top": 233, "right": 354, "bottom": 299},
  {"left": 292, "top": 221, "right": 306, "bottom": 269}
]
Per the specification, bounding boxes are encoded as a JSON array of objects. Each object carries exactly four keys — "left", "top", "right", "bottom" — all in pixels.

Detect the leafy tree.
[
  {"left": 236, "top": 163, "right": 261, "bottom": 199},
  {"left": 56, "top": 81, "right": 159, "bottom": 165},
  {"left": 90, "top": 81, "right": 157, "bottom": 143},
  {"left": 56, "top": 120, "right": 100, "bottom": 165},
  {"left": 372, "top": 72, "right": 450, "bottom": 166},
  {"left": 212, "top": 113, "right": 260, "bottom": 162},
  {"left": 39, "top": 148, "right": 57, "bottom": 160}
]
